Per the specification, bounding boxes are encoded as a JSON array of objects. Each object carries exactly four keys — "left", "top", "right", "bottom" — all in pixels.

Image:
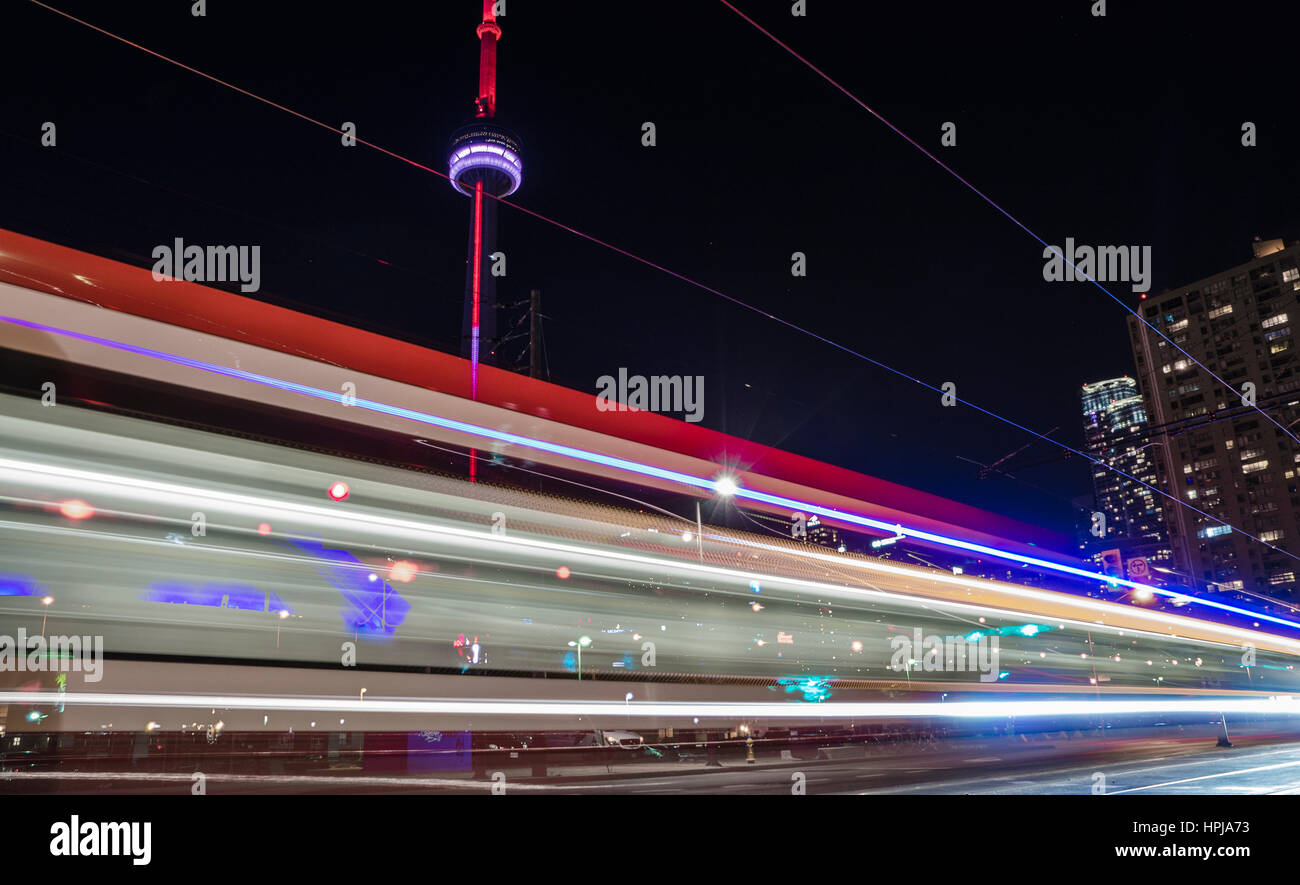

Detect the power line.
[
  {"left": 716, "top": 0, "right": 1300, "bottom": 454},
  {"left": 0, "top": 128, "right": 428, "bottom": 279}
]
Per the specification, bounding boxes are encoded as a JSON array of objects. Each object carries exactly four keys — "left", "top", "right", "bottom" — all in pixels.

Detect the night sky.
[{"left": 3, "top": 0, "right": 1298, "bottom": 535}]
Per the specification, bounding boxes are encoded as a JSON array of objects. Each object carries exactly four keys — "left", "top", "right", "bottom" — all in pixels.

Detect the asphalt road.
[{"left": 9, "top": 722, "right": 1300, "bottom": 795}]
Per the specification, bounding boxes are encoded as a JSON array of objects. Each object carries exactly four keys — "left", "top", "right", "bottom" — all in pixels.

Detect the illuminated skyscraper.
[{"left": 1080, "top": 376, "right": 1172, "bottom": 582}]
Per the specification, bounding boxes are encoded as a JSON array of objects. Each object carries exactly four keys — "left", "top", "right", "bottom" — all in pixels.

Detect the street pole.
[
  {"left": 1217, "top": 712, "right": 1234, "bottom": 747},
  {"left": 696, "top": 501, "right": 703, "bottom": 562},
  {"left": 1086, "top": 630, "right": 1103, "bottom": 733},
  {"left": 571, "top": 637, "right": 591, "bottom": 681}
]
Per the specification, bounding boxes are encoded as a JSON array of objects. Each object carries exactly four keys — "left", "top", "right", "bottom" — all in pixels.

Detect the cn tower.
[{"left": 448, "top": 0, "right": 524, "bottom": 400}]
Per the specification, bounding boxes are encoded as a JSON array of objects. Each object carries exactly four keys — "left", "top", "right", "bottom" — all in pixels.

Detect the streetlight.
[
  {"left": 692, "top": 476, "right": 739, "bottom": 563},
  {"left": 713, "top": 475, "right": 739, "bottom": 497},
  {"left": 40, "top": 595, "right": 54, "bottom": 635},
  {"left": 568, "top": 635, "right": 592, "bottom": 680},
  {"left": 741, "top": 723, "right": 756, "bottom": 764}
]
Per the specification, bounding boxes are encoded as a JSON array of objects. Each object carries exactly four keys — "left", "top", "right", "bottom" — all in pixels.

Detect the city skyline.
[{"left": 8, "top": 0, "right": 1300, "bottom": 834}]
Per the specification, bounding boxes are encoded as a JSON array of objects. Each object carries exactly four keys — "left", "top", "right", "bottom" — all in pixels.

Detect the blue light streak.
[
  {"left": 6, "top": 314, "right": 1300, "bottom": 633},
  {"left": 0, "top": 573, "right": 39, "bottom": 597}
]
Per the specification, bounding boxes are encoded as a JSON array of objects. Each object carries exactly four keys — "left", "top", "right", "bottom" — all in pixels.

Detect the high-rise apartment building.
[{"left": 1128, "top": 238, "right": 1300, "bottom": 597}]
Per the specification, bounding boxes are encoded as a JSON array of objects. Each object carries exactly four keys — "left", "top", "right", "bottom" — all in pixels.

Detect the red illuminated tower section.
[
  {"left": 449, "top": 0, "right": 523, "bottom": 400},
  {"left": 474, "top": 1, "right": 499, "bottom": 119}
]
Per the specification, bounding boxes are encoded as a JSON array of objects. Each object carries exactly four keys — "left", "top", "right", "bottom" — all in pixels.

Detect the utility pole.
[{"left": 529, "top": 288, "right": 542, "bottom": 378}]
